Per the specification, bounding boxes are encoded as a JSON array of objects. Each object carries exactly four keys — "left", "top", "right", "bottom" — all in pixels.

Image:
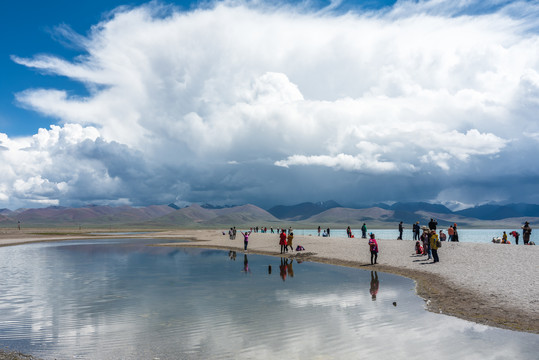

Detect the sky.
[{"left": 1, "top": 0, "right": 539, "bottom": 210}]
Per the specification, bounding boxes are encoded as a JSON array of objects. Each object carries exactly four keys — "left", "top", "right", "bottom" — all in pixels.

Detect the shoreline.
[{"left": 1, "top": 228, "right": 538, "bottom": 334}]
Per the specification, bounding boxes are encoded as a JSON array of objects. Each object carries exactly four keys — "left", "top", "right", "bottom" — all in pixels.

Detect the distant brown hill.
[
  {"left": 306, "top": 207, "right": 394, "bottom": 224},
  {"left": 8, "top": 205, "right": 176, "bottom": 226},
  {"left": 149, "top": 204, "right": 279, "bottom": 227},
  {"left": 2, "top": 203, "right": 538, "bottom": 229}
]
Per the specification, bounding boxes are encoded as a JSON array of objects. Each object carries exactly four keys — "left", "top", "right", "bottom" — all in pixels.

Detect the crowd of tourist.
[{"left": 224, "top": 219, "right": 533, "bottom": 266}]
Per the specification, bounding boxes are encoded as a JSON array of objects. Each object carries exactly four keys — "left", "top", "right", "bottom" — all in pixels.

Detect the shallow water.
[{"left": 0, "top": 238, "right": 537, "bottom": 359}]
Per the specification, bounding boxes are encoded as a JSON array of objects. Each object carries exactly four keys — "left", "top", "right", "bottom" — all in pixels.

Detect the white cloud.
[
  {"left": 3, "top": 0, "right": 539, "bottom": 207},
  {"left": 275, "top": 153, "right": 402, "bottom": 173}
]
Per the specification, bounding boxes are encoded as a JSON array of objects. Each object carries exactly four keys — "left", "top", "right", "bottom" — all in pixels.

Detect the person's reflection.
[
  {"left": 243, "top": 254, "right": 250, "bottom": 274},
  {"left": 279, "top": 258, "right": 288, "bottom": 281},
  {"left": 268, "top": 265, "right": 272, "bottom": 275},
  {"left": 228, "top": 250, "right": 236, "bottom": 261},
  {"left": 287, "top": 259, "right": 294, "bottom": 278},
  {"left": 370, "top": 271, "right": 379, "bottom": 301}
]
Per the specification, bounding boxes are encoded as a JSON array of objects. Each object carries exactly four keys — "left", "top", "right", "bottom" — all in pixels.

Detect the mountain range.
[{"left": 1, "top": 201, "right": 539, "bottom": 228}]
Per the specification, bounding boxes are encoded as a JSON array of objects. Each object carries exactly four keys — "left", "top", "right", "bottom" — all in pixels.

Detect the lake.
[{"left": 0, "top": 238, "right": 537, "bottom": 359}]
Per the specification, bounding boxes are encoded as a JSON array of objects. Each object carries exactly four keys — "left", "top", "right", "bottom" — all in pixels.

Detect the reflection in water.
[
  {"left": 243, "top": 254, "right": 251, "bottom": 274},
  {"left": 279, "top": 257, "right": 288, "bottom": 281},
  {"left": 370, "top": 271, "right": 379, "bottom": 301},
  {"left": 287, "top": 259, "right": 294, "bottom": 278},
  {"left": 0, "top": 239, "right": 537, "bottom": 360}
]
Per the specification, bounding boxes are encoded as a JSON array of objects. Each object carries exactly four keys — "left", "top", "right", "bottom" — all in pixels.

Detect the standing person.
[
  {"left": 522, "top": 221, "right": 532, "bottom": 245},
  {"left": 327, "top": 228, "right": 331, "bottom": 237},
  {"left": 279, "top": 229, "right": 288, "bottom": 254},
  {"left": 502, "top": 231, "right": 508, "bottom": 244},
  {"left": 240, "top": 230, "right": 252, "bottom": 251},
  {"left": 447, "top": 225, "right": 454, "bottom": 242},
  {"left": 368, "top": 233, "right": 379, "bottom": 265},
  {"left": 430, "top": 232, "right": 440, "bottom": 263},
  {"left": 421, "top": 229, "right": 431, "bottom": 259},
  {"left": 287, "top": 231, "right": 294, "bottom": 252},
  {"left": 361, "top": 223, "right": 367, "bottom": 238},
  {"left": 228, "top": 228, "right": 234, "bottom": 240},
  {"left": 346, "top": 226, "right": 352, "bottom": 238},
  {"left": 233, "top": 227, "right": 237, "bottom": 240},
  {"left": 453, "top": 223, "right": 459, "bottom": 242},
  {"left": 398, "top": 221, "right": 404, "bottom": 240},
  {"left": 318, "top": 226, "right": 321, "bottom": 236},
  {"left": 428, "top": 218, "right": 438, "bottom": 231},
  {"left": 413, "top": 222, "right": 420, "bottom": 240}
]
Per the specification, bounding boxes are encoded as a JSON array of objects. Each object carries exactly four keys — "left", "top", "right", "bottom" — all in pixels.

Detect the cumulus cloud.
[{"left": 2, "top": 0, "right": 539, "bottom": 208}]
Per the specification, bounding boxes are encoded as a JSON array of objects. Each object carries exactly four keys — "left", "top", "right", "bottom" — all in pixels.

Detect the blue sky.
[
  {"left": 1, "top": 0, "right": 538, "bottom": 210},
  {"left": 1, "top": 0, "right": 402, "bottom": 137}
]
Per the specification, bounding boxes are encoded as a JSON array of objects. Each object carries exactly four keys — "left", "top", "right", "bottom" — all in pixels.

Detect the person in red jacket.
[{"left": 279, "top": 229, "right": 288, "bottom": 254}]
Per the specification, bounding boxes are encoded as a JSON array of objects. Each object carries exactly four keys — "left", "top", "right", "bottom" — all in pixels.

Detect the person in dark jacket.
[{"left": 428, "top": 218, "right": 438, "bottom": 231}]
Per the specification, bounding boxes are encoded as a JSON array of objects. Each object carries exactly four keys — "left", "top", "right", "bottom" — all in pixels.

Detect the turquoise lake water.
[{"left": 0, "top": 238, "right": 537, "bottom": 359}]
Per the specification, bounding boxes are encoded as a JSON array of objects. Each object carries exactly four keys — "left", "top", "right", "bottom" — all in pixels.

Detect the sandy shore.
[{"left": 1, "top": 228, "right": 538, "bottom": 334}]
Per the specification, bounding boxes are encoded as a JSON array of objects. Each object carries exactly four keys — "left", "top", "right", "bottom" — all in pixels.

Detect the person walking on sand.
[
  {"left": 368, "top": 233, "right": 379, "bottom": 265},
  {"left": 398, "top": 221, "right": 404, "bottom": 240},
  {"left": 279, "top": 229, "right": 287, "bottom": 254},
  {"left": 240, "top": 230, "right": 251, "bottom": 251},
  {"left": 287, "top": 231, "right": 294, "bottom": 252},
  {"left": 361, "top": 223, "right": 367, "bottom": 238},
  {"left": 522, "top": 221, "right": 532, "bottom": 245},
  {"left": 430, "top": 231, "right": 440, "bottom": 263}
]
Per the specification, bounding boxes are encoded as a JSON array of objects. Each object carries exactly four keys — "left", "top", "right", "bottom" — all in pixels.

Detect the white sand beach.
[{"left": 1, "top": 228, "right": 538, "bottom": 333}]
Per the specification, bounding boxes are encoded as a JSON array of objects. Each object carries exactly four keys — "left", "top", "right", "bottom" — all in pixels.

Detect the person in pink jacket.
[{"left": 368, "top": 233, "right": 379, "bottom": 265}]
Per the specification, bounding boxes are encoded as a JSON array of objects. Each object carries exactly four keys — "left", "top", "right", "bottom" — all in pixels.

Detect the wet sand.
[{"left": 1, "top": 228, "right": 538, "bottom": 334}]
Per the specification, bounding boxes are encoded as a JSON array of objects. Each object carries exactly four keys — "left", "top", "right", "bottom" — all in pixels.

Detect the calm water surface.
[{"left": 0, "top": 239, "right": 537, "bottom": 359}]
